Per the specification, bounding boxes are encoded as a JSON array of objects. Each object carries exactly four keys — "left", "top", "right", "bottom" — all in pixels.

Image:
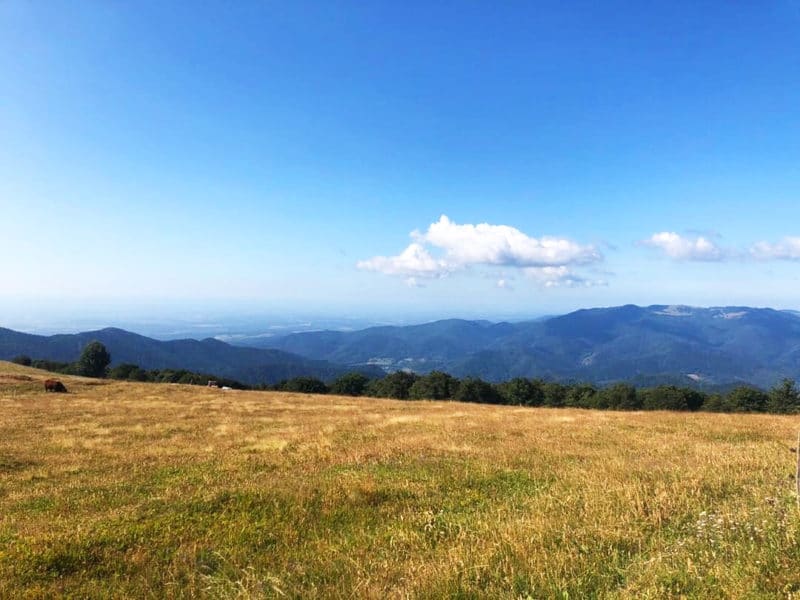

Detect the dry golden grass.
[{"left": 2, "top": 360, "right": 800, "bottom": 598}]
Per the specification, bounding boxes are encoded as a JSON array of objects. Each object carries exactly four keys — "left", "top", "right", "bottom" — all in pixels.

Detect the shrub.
[
  {"left": 281, "top": 377, "right": 328, "bottom": 394},
  {"left": 108, "top": 363, "right": 147, "bottom": 381}
]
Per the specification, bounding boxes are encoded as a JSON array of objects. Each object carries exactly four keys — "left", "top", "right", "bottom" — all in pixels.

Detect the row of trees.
[
  {"left": 12, "top": 341, "right": 111, "bottom": 378},
  {"left": 13, "top": 343, "right": 800, "bottom": 414},
  {"left": 270, "top": 370, "right": 800, "bottom": 414},
  {"left": 12, "top": 343, "right": 247, "bottom": 389},
  {"left": 107, "top": 363, "right": 247, "bottom": 389}
]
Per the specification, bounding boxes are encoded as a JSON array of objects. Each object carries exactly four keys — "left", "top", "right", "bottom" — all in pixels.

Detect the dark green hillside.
[
  {"left": 245, "top": 305, "right": 800, "bottom": 387},
  {"left": 0, "top": 327, "right": 382, "bottom": 385}
]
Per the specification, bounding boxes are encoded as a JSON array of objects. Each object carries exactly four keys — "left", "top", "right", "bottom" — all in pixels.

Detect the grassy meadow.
[{"left": 2, "top": 361, "right": 800, "bottom": 598}]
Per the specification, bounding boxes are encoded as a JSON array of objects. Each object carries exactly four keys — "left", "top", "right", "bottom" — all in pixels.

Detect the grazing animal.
[
  {"left": 44, "top": 379, "right": 67, "bottom": 393},
  {"left": 207, "top": 380, "right": 219, "bottom": 388}
]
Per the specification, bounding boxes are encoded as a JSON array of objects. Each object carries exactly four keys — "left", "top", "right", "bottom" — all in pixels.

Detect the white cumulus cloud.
[
  {"left": 641, "top": 232, "right": 725, "bottom": 261},
  {"left": 750, "top": 237, "right": 800, "bottom": 261},
  {"left": 417, "top": 215, "right": 601, "bottom": 267},
  {"left": 357, "top": 215, "right": 602, "bottom": 284}
]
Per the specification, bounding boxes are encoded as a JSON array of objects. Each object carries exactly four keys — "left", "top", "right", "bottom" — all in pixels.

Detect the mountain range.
[
  {"left": 2, "top": 305, "right": 800, "bottom": 388},
  {"left": 237, "top": 305, "right": 800, "bottom": 388}
]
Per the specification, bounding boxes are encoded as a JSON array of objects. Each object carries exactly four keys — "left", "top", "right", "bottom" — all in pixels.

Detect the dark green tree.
[
  {"left": 726, "top": 386, "right": 769, "bottom": 413},
  {"left": 599, "top": 383, "right": 641, "bottom": 410},
  {"left": 408, "top": 371, "right": 460, "bottom": 400},
  {"left": 330, "top": 372, "right": 369, "bottom": 396},
  {"left": 640, "top": 386, "right": 688, "bottom": 411},
  {"left": 76, "top": 341, "right": 111, "bottom": 378},
  {"left": 497, "top": 377, "right": 545, "bottom": 406},
  {"left": 767, "top": 378, "right": 800, "bottom": 414},
  {"left": 365, "top": 371, "right": 418, "bottom": 399},
  {"left": 702, "top": 393, "right": 731, "bottom": 412},
  {"left": 542, "top": 382, "right": 567, "bottom": 407},
  {"left": 455, "top": 377, "right": 501, "bottom": 404},
  {"left": 565, "top": 383, "right": 598, "bottom": 408}
]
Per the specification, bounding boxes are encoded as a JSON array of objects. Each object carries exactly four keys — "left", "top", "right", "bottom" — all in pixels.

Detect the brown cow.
[{"left": 44, "top": 379, "right": 67, "bottom": 393}]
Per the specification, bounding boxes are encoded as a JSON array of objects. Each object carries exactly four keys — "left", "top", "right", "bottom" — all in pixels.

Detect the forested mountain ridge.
[
  {"left": 244, "top": 305, "right": 800, "bottom": 387},
  {"left": 0, "top": 327, "right": 382, "bottom": 385}
]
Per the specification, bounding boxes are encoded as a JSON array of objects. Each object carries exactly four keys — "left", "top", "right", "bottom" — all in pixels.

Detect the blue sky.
[{"left": 2, "top": 1, "right": 800, "bottom": 324}]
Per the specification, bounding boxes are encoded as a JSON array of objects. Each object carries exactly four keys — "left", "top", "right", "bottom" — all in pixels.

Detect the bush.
[
  {"left": 108, "top": 363, "right": 147, "bottom": 381},
  {"left": 11, "top": 355, "right": 32, "bottom": 366},
  {"left": 281, "top": 377, "right": 328, "bottom": 394},
  {"left": 31, "top": 359, "right": 74, "bottom": 374}
]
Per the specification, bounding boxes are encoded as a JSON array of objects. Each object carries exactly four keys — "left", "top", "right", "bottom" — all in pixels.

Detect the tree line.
[
  {"left": 11, "top": 343, "right": 800, "bottom": 414},
  {"left": 267, "top": 370, "right": 800, "bottom": 414},
  {"left": 11, "top": 342, "right": 246, "bottom": 389}
]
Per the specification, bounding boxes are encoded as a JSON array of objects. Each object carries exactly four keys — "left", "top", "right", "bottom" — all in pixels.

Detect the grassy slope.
[{"left": 1, "top": 361, "right": 800, "bottom": 598}]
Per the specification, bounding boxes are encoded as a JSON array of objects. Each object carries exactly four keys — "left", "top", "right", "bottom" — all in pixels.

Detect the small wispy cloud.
[
  {"left": 524, "top": 266, "right": 607, "bottom": 288},
  {"left": 750, "top": 237, "right": 800, "bottom": 261},
  {"left": 640, "top": 232, "right": 726, "bottom": 261}
]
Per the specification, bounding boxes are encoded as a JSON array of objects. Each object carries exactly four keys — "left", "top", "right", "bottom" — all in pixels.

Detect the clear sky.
[{"left": 2, "top": 1, "right": 800, "bottom": 324}]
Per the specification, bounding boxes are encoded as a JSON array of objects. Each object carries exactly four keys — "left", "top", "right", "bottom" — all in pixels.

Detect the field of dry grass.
[{"left": 2, "top": 360, "right": 800, "bottom": 598}]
